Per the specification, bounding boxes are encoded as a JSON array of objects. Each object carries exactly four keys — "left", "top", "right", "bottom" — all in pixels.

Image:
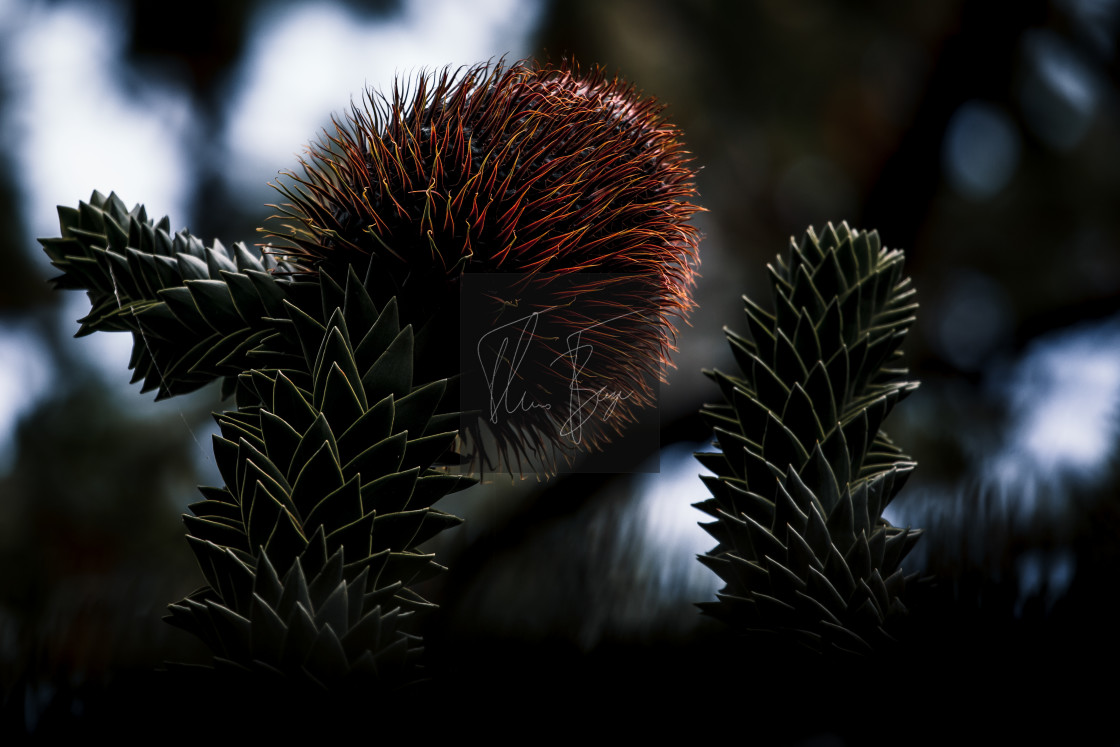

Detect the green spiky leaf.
[{"left": 696, "top": 222, "right": 922, "bottom": 653}]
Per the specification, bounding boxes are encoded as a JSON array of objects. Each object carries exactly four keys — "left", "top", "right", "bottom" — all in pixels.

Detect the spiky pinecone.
[
  {"left": 165, "top": 267, "right": 473, "bottom": 685},
  {"left": 696, "top": 222, "right": 922, "bottom": 654},
  {"left": 266, "top": 59, "right": 701, "bottom": 471}
]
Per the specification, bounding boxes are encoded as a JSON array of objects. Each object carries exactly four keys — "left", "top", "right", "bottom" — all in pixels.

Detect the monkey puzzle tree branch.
[
  {"left": 696, "top": 222, "right": 922, "bottom": 654},
  {"left": 40, "top": 190, "right": 312, "bottom": 399}
]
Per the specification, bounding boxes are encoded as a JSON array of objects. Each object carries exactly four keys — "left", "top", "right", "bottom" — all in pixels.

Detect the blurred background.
[{"left": 2, "top": 0, "right": 1120, "bottom": 738}]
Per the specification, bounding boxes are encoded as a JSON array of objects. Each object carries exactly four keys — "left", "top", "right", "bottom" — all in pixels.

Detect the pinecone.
[{"left": 265, "top": 59, "right": 702, "bottom": 471}]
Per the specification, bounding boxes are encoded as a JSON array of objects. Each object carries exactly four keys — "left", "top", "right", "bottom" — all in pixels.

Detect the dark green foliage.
[
  {"left": 39, "top": 191, "right": 309, "bottom": 399},
  {"left": 169, "top": 267, "right": 475, "bottom": 684},
  {"left": 696, "top": 222, "right": 921, "bottom": 653},
  {"left": 43, "top": 193, "right": 473, "bottom": 687}
]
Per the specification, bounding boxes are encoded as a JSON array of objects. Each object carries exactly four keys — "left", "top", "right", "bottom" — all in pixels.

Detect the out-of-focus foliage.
[{"left": 0, "top": 385, "right": 207, "bottom": 726}]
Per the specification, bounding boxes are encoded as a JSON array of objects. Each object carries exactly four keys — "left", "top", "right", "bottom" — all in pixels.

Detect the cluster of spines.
[
  {"left": 266, "top": 61, "right": 699, "bottom": 295},
  {"left": 265, "top": 59, "right": 701, "bottom": 470},
  {"left": 696, "top": 222, "right": 921, "bottom": 653}
]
